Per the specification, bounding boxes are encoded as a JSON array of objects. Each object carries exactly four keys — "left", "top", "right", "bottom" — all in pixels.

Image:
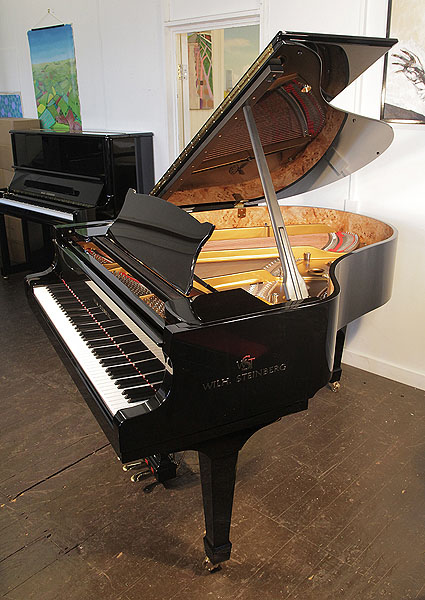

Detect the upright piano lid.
[
  {"left": 106, "top": 189, "right": 214, "bottom": 295},
  {"left": 152, "top": 31, "right": 397, "bottom": 209}
]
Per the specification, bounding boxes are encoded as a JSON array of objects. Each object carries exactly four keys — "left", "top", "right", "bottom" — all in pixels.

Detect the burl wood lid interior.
[{"left": 152, "top": 32, "right": 396, "bottom": 209}]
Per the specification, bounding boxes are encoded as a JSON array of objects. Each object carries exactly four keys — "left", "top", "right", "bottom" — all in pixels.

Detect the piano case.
[{"left": 26, "top": 31, "right": 398, "bottom": 568}]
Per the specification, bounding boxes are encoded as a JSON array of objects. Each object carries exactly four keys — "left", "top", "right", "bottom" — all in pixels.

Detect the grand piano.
[{"left": 26, "top": 31, "right": 397, "bottom": 569}]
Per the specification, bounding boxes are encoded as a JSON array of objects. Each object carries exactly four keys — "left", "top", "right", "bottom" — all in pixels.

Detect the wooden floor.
[{"left": 1, "top": 273, "right": 425, "bottom": 600}]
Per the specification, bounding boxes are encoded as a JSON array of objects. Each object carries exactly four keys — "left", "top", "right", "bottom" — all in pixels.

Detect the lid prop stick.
[{"left": 243, "top": 104, "right": 309, "bottom": 301}]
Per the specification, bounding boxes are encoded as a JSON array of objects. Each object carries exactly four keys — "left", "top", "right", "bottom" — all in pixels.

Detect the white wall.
[
  {"left": 0, "top": 0, "right": 171, "bottom": 180},
  {"left": 264, "top": 0, "right": 425, "bottom": 390},
  {"left": 166, "top": 0, "right": 260, "bottom": 23},
  {"left": 0, "top": 0, "right": 423, "bottom": 389}
]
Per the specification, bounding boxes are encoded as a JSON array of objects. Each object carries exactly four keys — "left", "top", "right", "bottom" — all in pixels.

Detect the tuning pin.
[{"left": 303, "top": 252, "right": 311, "bottom": 269}]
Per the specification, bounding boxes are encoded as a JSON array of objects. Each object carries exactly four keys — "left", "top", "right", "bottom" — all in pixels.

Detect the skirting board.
[{"left": 343, "top": 350, "right": 425, "bottom": 392}]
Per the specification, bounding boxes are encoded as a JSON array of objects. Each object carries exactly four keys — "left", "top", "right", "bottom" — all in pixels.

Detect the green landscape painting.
[{"left": 27, "top": 24, "right": 82, "bottom": 131}]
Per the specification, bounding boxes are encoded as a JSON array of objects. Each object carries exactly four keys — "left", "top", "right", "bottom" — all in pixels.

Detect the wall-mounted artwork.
[
  {"left": 187, "top": 32, "right": 214, "bottom": 110},
  {"left": 27, "top": 24, "right": 82, "bottom": 131},
  {"left": 382, "top": 0, "right": 425, "bottom": 123},
  {"left": 0, "top": 93, "right": 23, "bottom": 118}
]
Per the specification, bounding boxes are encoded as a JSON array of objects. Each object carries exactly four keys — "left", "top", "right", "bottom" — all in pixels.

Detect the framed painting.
[
  {"left": 382, "top": 0, "right": 425, "bottom": 123},
  {"left": 27, "top": 24, "right": 82, "bottom": 131},
  {"left": 187, "top": 32, "right": 214, "bottom": 110}
]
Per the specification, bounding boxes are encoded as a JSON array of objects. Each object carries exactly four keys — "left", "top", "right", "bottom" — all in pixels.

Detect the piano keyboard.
[
  {"left": 33, "top": 280, "right": 167, "bottom": 416},
  {"left": 0, "top": 197, "right": 75, "bottom": 221}
]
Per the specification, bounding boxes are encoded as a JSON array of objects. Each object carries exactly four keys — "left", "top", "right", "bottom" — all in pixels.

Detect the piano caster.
[
  {"left": 329, "top": 381, "right": 341, "bottom": 393},
  {"left": 203, "top": 557, "right": 222, "bottom": 573}
]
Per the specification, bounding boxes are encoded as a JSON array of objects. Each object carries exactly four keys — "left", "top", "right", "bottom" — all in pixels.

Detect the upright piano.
[
  {"left": 26, "top": 31, "right": 397, "bottom": 569},
  {"left": 0, "top": 129, "right": 154, "bottom": 275}
]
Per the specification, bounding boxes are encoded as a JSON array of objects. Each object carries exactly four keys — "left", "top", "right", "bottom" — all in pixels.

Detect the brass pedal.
[
  {"left": 122, "top": 461, "right": 146, "bottom": 472},
  {"left": 130, "top": 470, "right": 152, "bottom": 483}
]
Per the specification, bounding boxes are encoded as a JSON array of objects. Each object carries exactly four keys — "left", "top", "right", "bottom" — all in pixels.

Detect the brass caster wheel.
[
  {"left": 329, "top": 381, "right": 341, "bottom": 393},
  {"left": 203, "top": 557, "right": 222, "bottom": 573}
]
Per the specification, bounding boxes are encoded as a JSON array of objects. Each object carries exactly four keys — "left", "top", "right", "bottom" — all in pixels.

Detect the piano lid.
[
  {"left": 152, "top": 31, "right": 397, "bottom": 209},
  {"left": 106, "top": 189, "right": 214, "bottom": 295}
]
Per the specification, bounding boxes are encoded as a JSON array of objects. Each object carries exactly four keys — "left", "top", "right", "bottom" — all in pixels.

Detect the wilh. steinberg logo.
[
  {"left": 201, "top": 353, "right": 287, "bottom": 391},
  {"left": 236, "top": 354, "right": 255, "bottom": 372}
]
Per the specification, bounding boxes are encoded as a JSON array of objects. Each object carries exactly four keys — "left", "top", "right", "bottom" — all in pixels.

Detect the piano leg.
[
  {"left": 329, "top": 326, "right": 347, "bottom": 392},
  {"left": 0, "top": 213, "right": 11, "bottom": 278},
  {"left": 197, "top": 427, "right": 259, "bottom": 569}
]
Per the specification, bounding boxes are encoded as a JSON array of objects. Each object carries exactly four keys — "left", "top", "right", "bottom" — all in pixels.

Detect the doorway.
[{"left": 175, "top": 25, "right": 260, "bottom": 151}]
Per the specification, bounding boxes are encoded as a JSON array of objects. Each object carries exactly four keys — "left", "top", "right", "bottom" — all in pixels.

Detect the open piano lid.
[
  {"left": 106, "top": 31, "right": 397, "bottom": 296},
  {"left": 151, "top": 31, "right": 397, "bottom": 208}
]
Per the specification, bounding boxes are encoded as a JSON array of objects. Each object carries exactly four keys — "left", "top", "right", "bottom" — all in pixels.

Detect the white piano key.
[{"left": 0, "top": 197, "right": 75, "bottom": 221}]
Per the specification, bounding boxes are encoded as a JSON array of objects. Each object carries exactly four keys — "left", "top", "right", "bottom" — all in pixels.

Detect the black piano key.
[
  {"left": 97, "top": 319, "right": 128, "bottom": 328},
  {"left": 106, "top": 358, "right": 162, "bottom": 379},
  {"left": 80, "top": 330, "right": 111, "bottom": 341},
  {"left": 124, "top": 386, "right": 155, "bottom": 402},
  {"left": 145, "top": 373, "right": 165, "bottom": 386},
  {"left": 97, "top": 325, "right": 132, "bottom": 337},
  {"left": 87, "top": 333, "right": 136, "bottom": 348},
  {"left": 80, "top": 331, "right": 133, "bottom": 343},
  {"left": 54, "top": 296, "right": 98, "bottom": 309},
  {"left": 70, "top": 315, "right": 122, "bottom": 326},
  {"left": 52, "top": 292, "right": 93, "bottom": 302},
  {"left": 68, "top": 316, "right": 101, "bottom": 325},
  {"left": 92, "top": 346, "right": 123, "bottom": 359},
  {"left": 116, "top": 376, "right": 151, "bottom": 389},
  {"left": 100, "top": 324, "right": 133, "bottom": 336},
  {"left": 92, "top": 340, "right": 149, "bottom": 358},
  {"left": 99, "top": 350, "right": 152, "bottom": 368},
  {"left": 122, "top": 370, "right": 164, "bottom": 388},
  {"left": 105, "top": 364, "right": 138, "bottom": 378},
  {"left": 61, "top": 304, "right": 105, "bottom": 317},
  {"left": 124, "top": 382, "right": 164, "bottom": 404},
  {"left": 76, "top": 322, "right": 124, "bottom": 333},
  {"left": 50, "top": 291, "right": 77, "bottom": 299}
]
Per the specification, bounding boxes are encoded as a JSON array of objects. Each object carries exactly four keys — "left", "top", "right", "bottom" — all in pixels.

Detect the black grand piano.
[{"left": 26, "top": 32, "right": 397, "bottom": 569}]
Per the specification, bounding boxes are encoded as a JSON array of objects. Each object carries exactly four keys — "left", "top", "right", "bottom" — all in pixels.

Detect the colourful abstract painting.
[
  {"left": 27, "top": 24, "right": 82, "bottom": 131},
  {"left": 187, "top": 32, "right": 214, "bottom": 110},
  {"left": 0, "top": 93, "right": 23, "bottom": 118}
]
